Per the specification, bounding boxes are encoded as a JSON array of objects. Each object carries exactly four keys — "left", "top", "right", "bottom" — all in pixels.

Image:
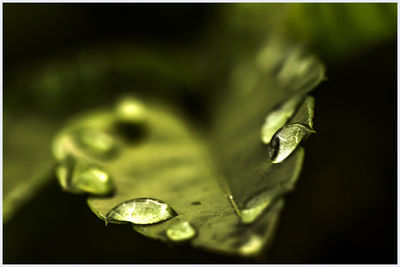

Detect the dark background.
[{"left": 3, "top": 4, "right": 397, "bottom": 263}]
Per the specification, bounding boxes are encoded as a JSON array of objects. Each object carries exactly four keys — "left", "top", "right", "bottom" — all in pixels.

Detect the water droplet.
[
  {"left": 105, "top": 198, "right": 177, "bottom": 225},
  {"left": 71, "top": 163, "right": 114, "bottom": 195},
  {"left": 55, "top": 156, "right": 76, "bottom": 192},
  {"left": 269, "top": 123, "right": 314, "bottom": 164},
  {"left": 261, "top": 95, "right": 304, "bottom": 144},
  {"left": 55, "top": 158, "right": 114, "bottom": 195},
  {"left": 74, "top": 128, "right": 118, "bottom": 158},
  {"left": 56, "top": 164, "right": 69, "bottom": 190},
  {"left": 239, "top": 235, "right": 263, "bottom": 256},
  {"left": 114, "top": 97, "right": 147, "bottom": 137},
  {"left": 289, "top": 95, "right": 315, "bottom": 129},
  {"left": 240, "top": 192, "right": 272, "bottom": 224},
  {"left": 277, "top": 50, "right": 315, "bottom": 88},
  {"left": 166, "top": 221, "right": 196, "bottom": 242}
]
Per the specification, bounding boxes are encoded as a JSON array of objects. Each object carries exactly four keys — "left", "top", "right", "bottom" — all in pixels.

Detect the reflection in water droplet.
[
  {"left": 55, "top": 158, "right": 114, "bottom": 195},
  {"left": 106, "top": 198, "right": 177, "bottom": 225},
  {"left": 75, "top": 128, "right": 118, "bottom": 158},
  {"left": 269, "top": 123, "right": 314, "bottom": 164},
  {"left": 166, "top": 221, "right": 196, "bottom": 242},
  {"left": 261, "top": 95, "right": 304, "bottom": 144},
  {"left": 240, "top": 192, "right": 272, "bottom": 224},
  {"left": 239, "top": 235, "right": 263, "bottom": 256}
]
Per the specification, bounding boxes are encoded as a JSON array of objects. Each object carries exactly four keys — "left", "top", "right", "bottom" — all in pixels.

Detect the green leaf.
[
  {"left": 3, "top": 116, "right": 59, "bottom": 223},
  {"left": 211, "top": 37, "right": 324, "bottom": 213},
  {"left": 3, "top": 44, "right": 206, "bottom": 222},
  {"left": 52, "top": 37, "right": 324, "bottom": 257}
]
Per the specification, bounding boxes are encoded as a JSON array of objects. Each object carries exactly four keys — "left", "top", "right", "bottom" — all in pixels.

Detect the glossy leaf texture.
[{"left": 52, "top": 37, "right": 324, "bottom": 257}]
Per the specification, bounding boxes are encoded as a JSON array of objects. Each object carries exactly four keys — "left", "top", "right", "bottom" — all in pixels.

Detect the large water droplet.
[
  {"left": 114, "top": 97, "right": 147, "bottom": 137},
  {"left": 261, "top": 95, "right": 304, "bottom": 144},
  {"left": 74, "top": 128, "right": 118, "bottom": 158},
  {"left": 55, "top": 158, "right": 114, "bottom": 195},
  {"left": 166, "top": 221, "right": 197, "bottom": 242},
  {"left": 269, "top": 123, "right": 314, "bottom": 163},
  {"left": 105, "top": 198, "right": 177, "bottom": 225}
]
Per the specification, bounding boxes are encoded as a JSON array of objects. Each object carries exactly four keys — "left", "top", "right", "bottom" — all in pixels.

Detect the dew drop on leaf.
[
  {"left": 166, "top": 221, "right": 197, "bottom": 242},
  {"left": 105, "top": 198, "right": 177, "bottom": 225},
  {"left": 55, "top": 158, "right": 114, "bottom": 196},
  {"left": 74, "top": 128, "right": 118, "bottom": 158},
  {"left": 71, "top": 163, "right": 114, "bottom": 195},
  {"left": 56, "top": 163, "right": 69, "bottom": 190},
  {"left": 240, "top": 192, "right": 272, "bottom": 224},
  {"left": 240, "top": 185, "right": 291, "bottom": 224},
  {"left": 238, "top": 235, "right": 263, "bottom": 256},
  {"left": 114, "top": 97, "right": 147, "bottom": 137},
  {"left": 269, "top": 123, "right": 315, "bottom": 163},
  {"left": 261, "top": 95, "right": 304, "bottom": 144},
  {"left": 277, "top": 50, "right": 316, "bottom": 88}
]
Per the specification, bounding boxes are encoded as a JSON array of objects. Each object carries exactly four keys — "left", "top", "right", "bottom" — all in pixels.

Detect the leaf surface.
[
  {"left": 52, "top": 38, "right": 324, "bottom": 256},
  {"left": 3, "top": 116, "right": 59, "bottom": 222}
]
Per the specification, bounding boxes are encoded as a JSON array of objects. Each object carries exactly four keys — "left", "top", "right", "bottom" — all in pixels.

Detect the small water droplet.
[
  {"left": 261, "top": 95, "right": 304, "bottom": 144},
  {"left": 72, "top": 163, "right": 114, "bottom": 195},
  {"left": 56, "top": 164, "right": 69, "bottom": 190},
  {"left": 114, "top": 97, "right": 147, "bottom": 137},
  {"left": 74, "top": 128, "right": 118, "bottom": 158},
  {"left": 239, "top": 235, "right": 263, "bottom": 256},
  {"left": 269, "top": 123, "right": 314, "bottom": 164},
  {"left": 106, "top": 198, "right": 177, "bottom": 225},
  {"left": 55, "top": 158, "right": 114, "bottom": 195},
  {"left": 166, "top": 221, "right": 197, "bottom": 242},
  {"left": 240, "top": 190, "right": 274, "bottom": 224},
  {"left": 55, "top": 156, "right": 75, "bottom": 192},
  {"left": 241, "top": 202, "right": 271, "bottom": 225},
  {"left": 277, "top": 50, "right": 315, "bottom": 88}
]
